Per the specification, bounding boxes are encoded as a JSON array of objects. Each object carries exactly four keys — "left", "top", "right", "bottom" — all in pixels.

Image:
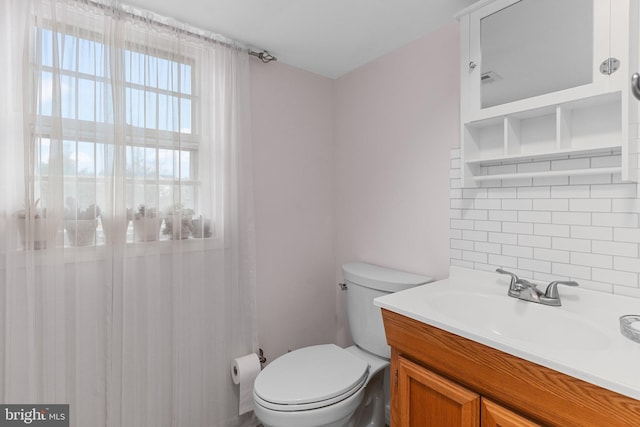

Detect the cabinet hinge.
[
  {"left": 600, "top": 57, "right": 620, "bottom": 75},
  {"left": 394, "top": 369, "right": 398, "bottom": 387}
]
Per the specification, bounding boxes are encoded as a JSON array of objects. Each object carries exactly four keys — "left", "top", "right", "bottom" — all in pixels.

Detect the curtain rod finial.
[{"left": 249, "top": 50, "right": 277, "bottom": 64}]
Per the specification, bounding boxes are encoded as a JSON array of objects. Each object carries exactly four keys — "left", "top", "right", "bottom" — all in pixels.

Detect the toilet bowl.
[
  {"left": 253, "top": 344, "right": 388, "bottom": 427},
  {"left": 252, "top": 262, "right": 432, "bottom": 427}
]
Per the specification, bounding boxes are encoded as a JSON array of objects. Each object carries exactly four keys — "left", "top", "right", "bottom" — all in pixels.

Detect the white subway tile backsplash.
[
  {"left": 488, "top": 254, "right": 518, "bottom": 268},
  {"left": 451, "top": 239, "right": 474, "bottom": 251},
  {"left": 503, "top": 222, "right": 533, "bottom": 234},
  {"left": 550, "top": 185, "right": 590, "bottom": 199},
  {"left": 517, "top": 186, "right": 550, "bottom": 199},
  {"left": 613, "top": 227, "right": 640, "bottom": 243},
  {"left": 449, "top": 148, "right": 640, "bottom": 300},
  {"left": 474, "top": 199, "right": 502, "bottom": 210},
  {"left": 569, "top": 199, "right": 611, "bottom": 212},
  {"left": 552, "top": 212, "right": 591, "bottom": 226},
  {"left": 570, "top": 225, "right": 613, "bottom": 240},
  {"left": 474, "top": 242, "right": 502, "bottom": 254},
  {"left": 533, "top": 223, "right": 570, "bottom": 237},
  {"left": 592, "top": 268, "right": 638, "bottom": 287},
  {"left": 533, "top": 176, "right": 569, "bottom": 186},
  {"left": 463, "top": 250, "right": 488, "bottom": 263},
  {"left": 552, "top": 262, "right": 591, "bottom": 280},
  {"left": 518, "top": 234, "right": 552, "bottom": 248},
  {"left": 612, "top": 198, "right": 640, "bottom": 213},
  {"left": 502, "top": 199, "right": 533, "bottom": 210},
  {"left": 552, "top": 237, "right": 591, "bottom": 253},
  {"left": 576, "top": 279, "right": 614, "bottom": 293},
  {"left": 474, "top": 220, "right": 502, "bottom": 232},
  {"left": 451, "top": 199, "right": 471, "bottom": 209},
  {"left": 503, "top": 244, "right": 533, "bottom": 258},
  {"left": 489, "top": 210, "right": 518, "bottom": 222},
  {"left": 532, "top": 199, "right": 568, "bottom": 211},
  {"left": 591, "top": 240, "right": 638, "bottom": 258},
  {"left": 463, "top": 188, "right": 487, "bottom": 199},
  {"left": 488, "top": 232, "right": 518, "bottom": 245},
  {"left": 518, "top": 258, "right": 551, "bottom": 274},
  {"left": 534, "top": 248, "right": 570, "bottom": 263},
  {"left": 488, "top": 187, "right": 517, "bottom": 199},
  {"left": 571, "top": 252, "right": 612, "bottom": 269},
  {"left": 591, "top": 154, "right": 621, "bottom": 168},
  {"left": 591, "top": 183, "right": 637, "bottom": 199},
  {"left": 518, "top": 211, "right": 551, "bottom": 223},
  {"left": 613, "top": 285, "right": 640, "bottom": 298},
  {"left": 592, "top": 213, "right": 638, "bottom": 228},
  {"left": 461, "top": 209, "right": 488, "bottom": 220},
  {"left": 503, "top": 177, "right": 533, "bottom": 187},
  {"left": 462, "top": 230, "right": 488, "bottom": 242},
  {"left": 613, "top": 256, "right": 640, "bottom": 273},
  {"left": 450, "top": 219, "right": 474, "bottom": 230},
  {"left": 450, "top": 259, "right": 474, "bottom": 268},
  {"left": 450, "top": 229, "right": 463, "bottom": 239},
  {"left": 569, "top": 174, "right": 612, "bottom": 185}
]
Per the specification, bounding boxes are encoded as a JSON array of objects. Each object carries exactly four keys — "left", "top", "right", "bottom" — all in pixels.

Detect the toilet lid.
[{"left": 253, "top": 344, "right": 369, "bottom": 408}]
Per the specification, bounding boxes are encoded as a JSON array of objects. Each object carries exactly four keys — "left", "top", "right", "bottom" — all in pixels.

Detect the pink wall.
[
  {"left": 333, "top": 23, "right": 460, "bottom": 345},
  {"left": 251, "top": 22, "right": 461, "bottom": 356},
  {"left": 250, "top": 61, "right": 336, "bottom": 363}
]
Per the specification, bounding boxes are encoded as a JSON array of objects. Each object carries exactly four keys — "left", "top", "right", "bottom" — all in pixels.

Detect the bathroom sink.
[
  {"left": 374, "top": 266, "right": 640, "bottom": 401},
  {"left": 424, "top": 291, "right": 611, "bottom": 351}
]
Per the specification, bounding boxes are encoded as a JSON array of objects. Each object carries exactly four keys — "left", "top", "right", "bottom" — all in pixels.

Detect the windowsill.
[{"left": 4, "top": 236, "right": 225, "bottom": 268}]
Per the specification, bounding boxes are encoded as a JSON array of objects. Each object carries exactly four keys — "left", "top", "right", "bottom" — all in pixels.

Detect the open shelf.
[
  {"left": 473, "top": 166, "right": 621, "bottom": 182},
  {"left": 461, "top": 92, "right": 632, "bottom": 186},
  {"left": 466, "top": 145, "right": 622, "bottom": 167}
]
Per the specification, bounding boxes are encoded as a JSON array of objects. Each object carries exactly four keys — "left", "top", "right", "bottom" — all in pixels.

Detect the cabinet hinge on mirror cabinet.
[{"left": 600, "top": 57, "right": 620, "bottom": 75}]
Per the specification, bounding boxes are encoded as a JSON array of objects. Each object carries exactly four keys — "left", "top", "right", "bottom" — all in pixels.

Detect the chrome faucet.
[{"left": 496, "top": 269, "right": 578, "bottom": 306}]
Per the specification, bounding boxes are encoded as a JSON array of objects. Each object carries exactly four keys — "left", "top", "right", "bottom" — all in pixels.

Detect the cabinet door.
[
  {"left": 464, "top": 0, "right": 629, "bottom": 121},
  {"left": 481, "top": 398, "right": 542, "bottom": 427},
  {"left": 397, "top": 356, "right": 480, "bottom": 427}
]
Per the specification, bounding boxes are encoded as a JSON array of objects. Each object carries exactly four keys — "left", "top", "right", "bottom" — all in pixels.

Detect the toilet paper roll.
[{"left": 231, "top": 353, "right": 262, "bottom": 415}]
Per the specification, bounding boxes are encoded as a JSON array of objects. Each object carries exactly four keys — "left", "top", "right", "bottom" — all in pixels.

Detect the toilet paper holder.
[{"left": 233, "top": 349, "right": 266, "bottom": 376}]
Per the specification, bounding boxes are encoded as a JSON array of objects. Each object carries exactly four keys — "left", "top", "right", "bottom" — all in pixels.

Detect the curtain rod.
[{"left": 82, "top": 0, "right": 277, "bottom": 63}]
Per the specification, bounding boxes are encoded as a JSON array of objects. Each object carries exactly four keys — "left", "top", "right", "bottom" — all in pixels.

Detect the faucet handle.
[
  {"left": 496, "top": 268, "right": 518, "bottom": 288},
  {"left": 544, "top": 280, "right": 579, "bottom": 299}
]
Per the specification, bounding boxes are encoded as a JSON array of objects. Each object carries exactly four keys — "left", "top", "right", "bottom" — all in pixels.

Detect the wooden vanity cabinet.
[
  {"left": 382, "top": 309, "right": 640, "bottom": 427},
  {"left": 397, "top": 355, "right": 479, "bottom": 426},
  {"left": 397, "top": 355, "right": 539, "bottom": 427}
]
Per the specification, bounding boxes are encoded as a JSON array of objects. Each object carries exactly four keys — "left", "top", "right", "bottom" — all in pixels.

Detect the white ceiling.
[{"left": 123, "top": 0, "right": 477, "bottom": 78}]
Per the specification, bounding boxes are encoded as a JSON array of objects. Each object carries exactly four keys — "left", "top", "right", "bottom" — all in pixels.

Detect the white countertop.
[{"left": 374, "top": 266, "right": 640, "bottom": 400}]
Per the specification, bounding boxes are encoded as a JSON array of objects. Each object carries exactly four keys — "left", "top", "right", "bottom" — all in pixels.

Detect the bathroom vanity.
[{"left": 375, "top": 267, "right": 640, "bottom": 426}]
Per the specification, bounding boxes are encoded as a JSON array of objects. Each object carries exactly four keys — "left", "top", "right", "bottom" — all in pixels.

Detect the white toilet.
[{"left": 253, "top": 262, "right": 432, "bottom": 427}]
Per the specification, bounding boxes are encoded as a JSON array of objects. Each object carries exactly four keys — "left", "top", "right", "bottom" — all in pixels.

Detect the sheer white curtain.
[{"left": 0, "top": 1, "right": 258, "bottom": 426}]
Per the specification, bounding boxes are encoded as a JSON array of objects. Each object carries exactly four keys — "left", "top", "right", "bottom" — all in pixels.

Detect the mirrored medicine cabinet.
[{"left": 457, "top": 0, "right": 638, "bottom": 187}]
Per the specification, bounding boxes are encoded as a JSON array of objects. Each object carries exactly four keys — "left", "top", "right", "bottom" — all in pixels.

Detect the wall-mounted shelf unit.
[
  {"left": 457, "top": 0, "right": 638, "bottom": 187},
  {"left": 462, "top": 92, "right": 629, "bottom": 184}
]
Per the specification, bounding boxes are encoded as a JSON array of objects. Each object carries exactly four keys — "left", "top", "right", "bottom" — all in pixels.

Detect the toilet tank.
[{"left": 342, "top": 262, "right": 432, "bottom": 359}]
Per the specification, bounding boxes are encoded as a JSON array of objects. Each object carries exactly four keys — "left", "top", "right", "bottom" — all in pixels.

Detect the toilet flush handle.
[{"left": 338, "top": 283, "right": 347, "bottom": 291}]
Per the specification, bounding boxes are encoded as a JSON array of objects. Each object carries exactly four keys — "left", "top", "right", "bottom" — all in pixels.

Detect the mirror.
[{"left": 480, "top": 0, "right": 593, "bottom": 108}]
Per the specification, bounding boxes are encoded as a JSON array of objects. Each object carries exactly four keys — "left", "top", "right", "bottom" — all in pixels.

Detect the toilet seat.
[{"left": 253, "top": 344, "right": 370, "bottom": 412}]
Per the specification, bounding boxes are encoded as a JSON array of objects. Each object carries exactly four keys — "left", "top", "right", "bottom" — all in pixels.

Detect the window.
[{"left": 31, "top": 22, "right": 207, "bottom": 246}]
